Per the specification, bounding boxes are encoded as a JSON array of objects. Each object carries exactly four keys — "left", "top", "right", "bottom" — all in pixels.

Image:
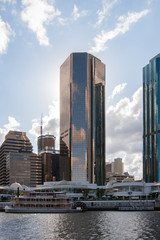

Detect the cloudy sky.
[{"left": 0, "top": 0, "right": 159, "bottom": 179}]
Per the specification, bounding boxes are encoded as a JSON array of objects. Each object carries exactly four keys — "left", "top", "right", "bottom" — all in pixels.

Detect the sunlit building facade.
[
  {"left": 0, "top": 131, "right": 33, "bottom": 186},
  {"left": 38, "top": 134, "right": 56, "bottom": 154},
  {"left": 0, "top": 131, "right": 42, "bottom": 187},
  {"left": 143, "top": 54, "right": 160, "bottom": 182},
  {"left": 38, "top": 134, "right": 59, "bottom": 183},
  {"left": 60, "top": 52, "right": 105, "bottom": 185}
]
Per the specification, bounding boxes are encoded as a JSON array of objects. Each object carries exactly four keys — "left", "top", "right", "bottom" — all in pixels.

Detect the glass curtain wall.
[
  {"left": 60, "top": 53, "right": 105, "bottom": 185},
  {"left": 143, "top": 54, "right": 160, "bottom": 182}
]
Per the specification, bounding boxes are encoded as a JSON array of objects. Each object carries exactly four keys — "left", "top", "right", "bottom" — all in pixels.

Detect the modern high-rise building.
[
  {"left": 143, "top": 53, "right": 160, "bottom": 182},
  {"left": 6, "top": 152, "right": 42, "bottom": 187},
  {"left": 38, "top": 134, "right": 59, "bottom": 183},
  {"left": 30, "top": 153, "right": 42, "bottom": 186},
  {"left": 38, "top": 134, "right": 56, "bottom": 154},
  {"left": 0, "top": 131, "right": 42, "bottom": 186},
  {"left": 6, "top": 152, "right": 31, "bottom": 186},
  {"left": 0, "top": 131, "right": 33, "bottom": 185},
  {"left": 60, "top": 52, "right": 105, "bottom": 185}
]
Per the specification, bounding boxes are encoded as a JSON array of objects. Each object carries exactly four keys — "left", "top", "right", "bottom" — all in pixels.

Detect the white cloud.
[
  {"left": 57, "top": 17, "right": 67, "bottom": 26},
  {"left": 96, "top": 0, "right": 118, "bottom": 27},
  {"left": 4, "top": 116, "right": 20, "bottom": 131},
  {"left": 21, "top": 0, "right": 61, "bottom": 46},
  {"left": 0, "top": 16, "right": 14, "bottom": 54},
  {"left": 56, "top": 4, "right": 87, "bottom": 26},
  {"left": 29, "top": 101, "right": 59, "bottom": 148},
  {"left": 90, "top": 9, "right": 150, "bottom": 53},
  {"left": 72, "top": 4, "right": 87, "bottom": 21},
  {"left": 0, "top": 116, "right": 20, "bottom": 145},
  {"left": 109, "top": 82, "right": 127, "bottom": 99},
  {"left": 106, "top": 87, "right": 143, "bottom": 179}
]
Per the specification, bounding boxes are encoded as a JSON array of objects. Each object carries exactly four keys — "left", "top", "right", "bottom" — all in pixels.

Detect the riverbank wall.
[{"left": 81, "top": 200, "right": 155, "bottom": 211}]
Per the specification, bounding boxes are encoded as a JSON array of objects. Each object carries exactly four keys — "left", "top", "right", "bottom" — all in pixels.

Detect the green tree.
[
  {"left": 96, "top": 188, "right": 105, "bottom": 199},
  {"left": 83, "top": 189, "right": 89, "bottom": 199}
]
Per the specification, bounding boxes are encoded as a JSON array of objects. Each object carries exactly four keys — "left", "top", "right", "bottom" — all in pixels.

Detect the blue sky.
[{"left": 0, "top": 0, "right": 159, "bottom": 179}]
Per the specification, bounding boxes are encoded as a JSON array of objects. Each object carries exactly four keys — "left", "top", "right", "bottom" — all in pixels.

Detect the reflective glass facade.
[
  {"left": 143, "top": 54, "right": 160, "bottom": 182},
  {"left": 60, "top": 53, "right": 105, "bottom": 185},
  {"left": 41, "top": 152, "right": 59, "bottom": 183}
]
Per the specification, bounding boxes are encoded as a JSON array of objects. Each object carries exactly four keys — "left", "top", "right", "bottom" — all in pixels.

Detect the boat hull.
[{"left": 5, "top": 207, "right": 82, "bottom": 213}]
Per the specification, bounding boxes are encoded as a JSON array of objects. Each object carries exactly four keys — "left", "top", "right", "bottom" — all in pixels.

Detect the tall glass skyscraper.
[
  {"left": 143, "top": 53, "right": 160, "bottom": 182},
  {"left": 60, "top": 52, "right": 105, "bottom": 185}
]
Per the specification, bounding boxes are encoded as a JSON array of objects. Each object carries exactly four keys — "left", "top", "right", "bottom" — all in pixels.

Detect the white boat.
[{"left": 5, "top": 191, "right": 82, "bottom": 213}]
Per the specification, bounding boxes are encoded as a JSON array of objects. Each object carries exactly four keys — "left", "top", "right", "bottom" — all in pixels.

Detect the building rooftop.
[{"left": 150, "top": 53, "right": 160, "bottom": 62}]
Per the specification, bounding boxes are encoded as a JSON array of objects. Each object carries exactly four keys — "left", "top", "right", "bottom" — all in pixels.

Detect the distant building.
[
  {"left": 38, "top": 134, "right": 56, "bottom": 154},
  {"left": 0, "top": 131, "right": 33, "bottom": 186},
  {"left": 105, "top": 162, "right": 113, "bottom": 176},
  {"left": 6, "top": 152, "right": 31, "bottom": 186},
  {"left": 106, "top": 158, "right": 124, "bottom": 176},
  {"left": 106, "top": 174, "right": 134, "bottom": 184},
  {"left": 6, "top": 152, "right": 42, "bottom": 187},
  {"left": 38, "top": 134, "right": 59, "bottom": 183},
  {"left": 105, "top": 158, "right": 131, "bottom": 184},
  {"left": 113, "top": 158, "right": 124, "bottom": 175},
  {"left": 143, "top": 54, "right": 160, "bottom": 182},
  {"left": 30, "top": 153, "right": 42, "bottom": 187},
  {"left": 41, "top": 152, "right": 59, "bottom": 182},
  {"left": 60, "top": 52, "right": 106, "bottom": 185},
  {"left": 0, "top": 131, "right": 42, "bottom": 187}
]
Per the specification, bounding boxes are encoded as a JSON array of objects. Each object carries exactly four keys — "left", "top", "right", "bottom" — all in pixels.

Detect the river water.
[{"left": 0, "top": 211, "right": 160, "bottom": 240}]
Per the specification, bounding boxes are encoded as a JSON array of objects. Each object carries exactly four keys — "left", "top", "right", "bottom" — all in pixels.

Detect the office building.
[
  {"left": 6, "top": 152, "right": 31, "bottom": 186},
  {"left": 41, "top": 152, "right": 59, "bottom": 182},
  {"left": 6, "top": 152, "right": 42, "bottom": 187},
  {"left": 113, "top": 158, "right": 124, "bottom": 175},
  {"left": 105, "top": 162, "right": 113, "bottom": 177},
  {"left": 38, "top": 134, "right": 59, "bottom": 182},
  {"left": 38, "top": 134, "right": 56, "bottom": 154},
  {"left": 59, "top": 137, "right": 70, "bottom": 181},
  {"left": 106, "top": 158, "right": 124, "bottom": 176},
  {"left": 60, "top": 52, "right": 105, "bottom": 185},
  {"left": 0, "top": 131, "right": 42, "bottom": 187},
  {"left": 0, "top": 131, "right": 33, "bottom": 185},
  {"left": 105, "top": 158, "right": 126, "bottom": 184},
  {"left": 30, "top": 153, "right": 42, "bottom": 187},
  {"left": 143, "top": 54, "right": 160, "bottom": 182}
]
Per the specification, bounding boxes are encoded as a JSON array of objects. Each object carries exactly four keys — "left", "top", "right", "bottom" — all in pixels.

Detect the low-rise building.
[
  {"left": 106, "top": 180, "right": 154, "bottom": 199},
  {"left": 106, "top": 174, "right": 134, "bottom": 184}
]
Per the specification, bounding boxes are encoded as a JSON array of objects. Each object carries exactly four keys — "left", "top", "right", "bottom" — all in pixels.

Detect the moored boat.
[{"left": 5, "top": 190, "right": 82, "bottom": 213}]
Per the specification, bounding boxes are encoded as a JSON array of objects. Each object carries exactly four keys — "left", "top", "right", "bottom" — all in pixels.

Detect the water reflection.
[{"left": 0, "top": 211, "right": 160, "bottom": 240}]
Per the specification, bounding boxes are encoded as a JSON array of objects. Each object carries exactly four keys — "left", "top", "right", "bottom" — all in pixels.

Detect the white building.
[{"left": 106, "top": 179, "right": 154, "bottom": 199}]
